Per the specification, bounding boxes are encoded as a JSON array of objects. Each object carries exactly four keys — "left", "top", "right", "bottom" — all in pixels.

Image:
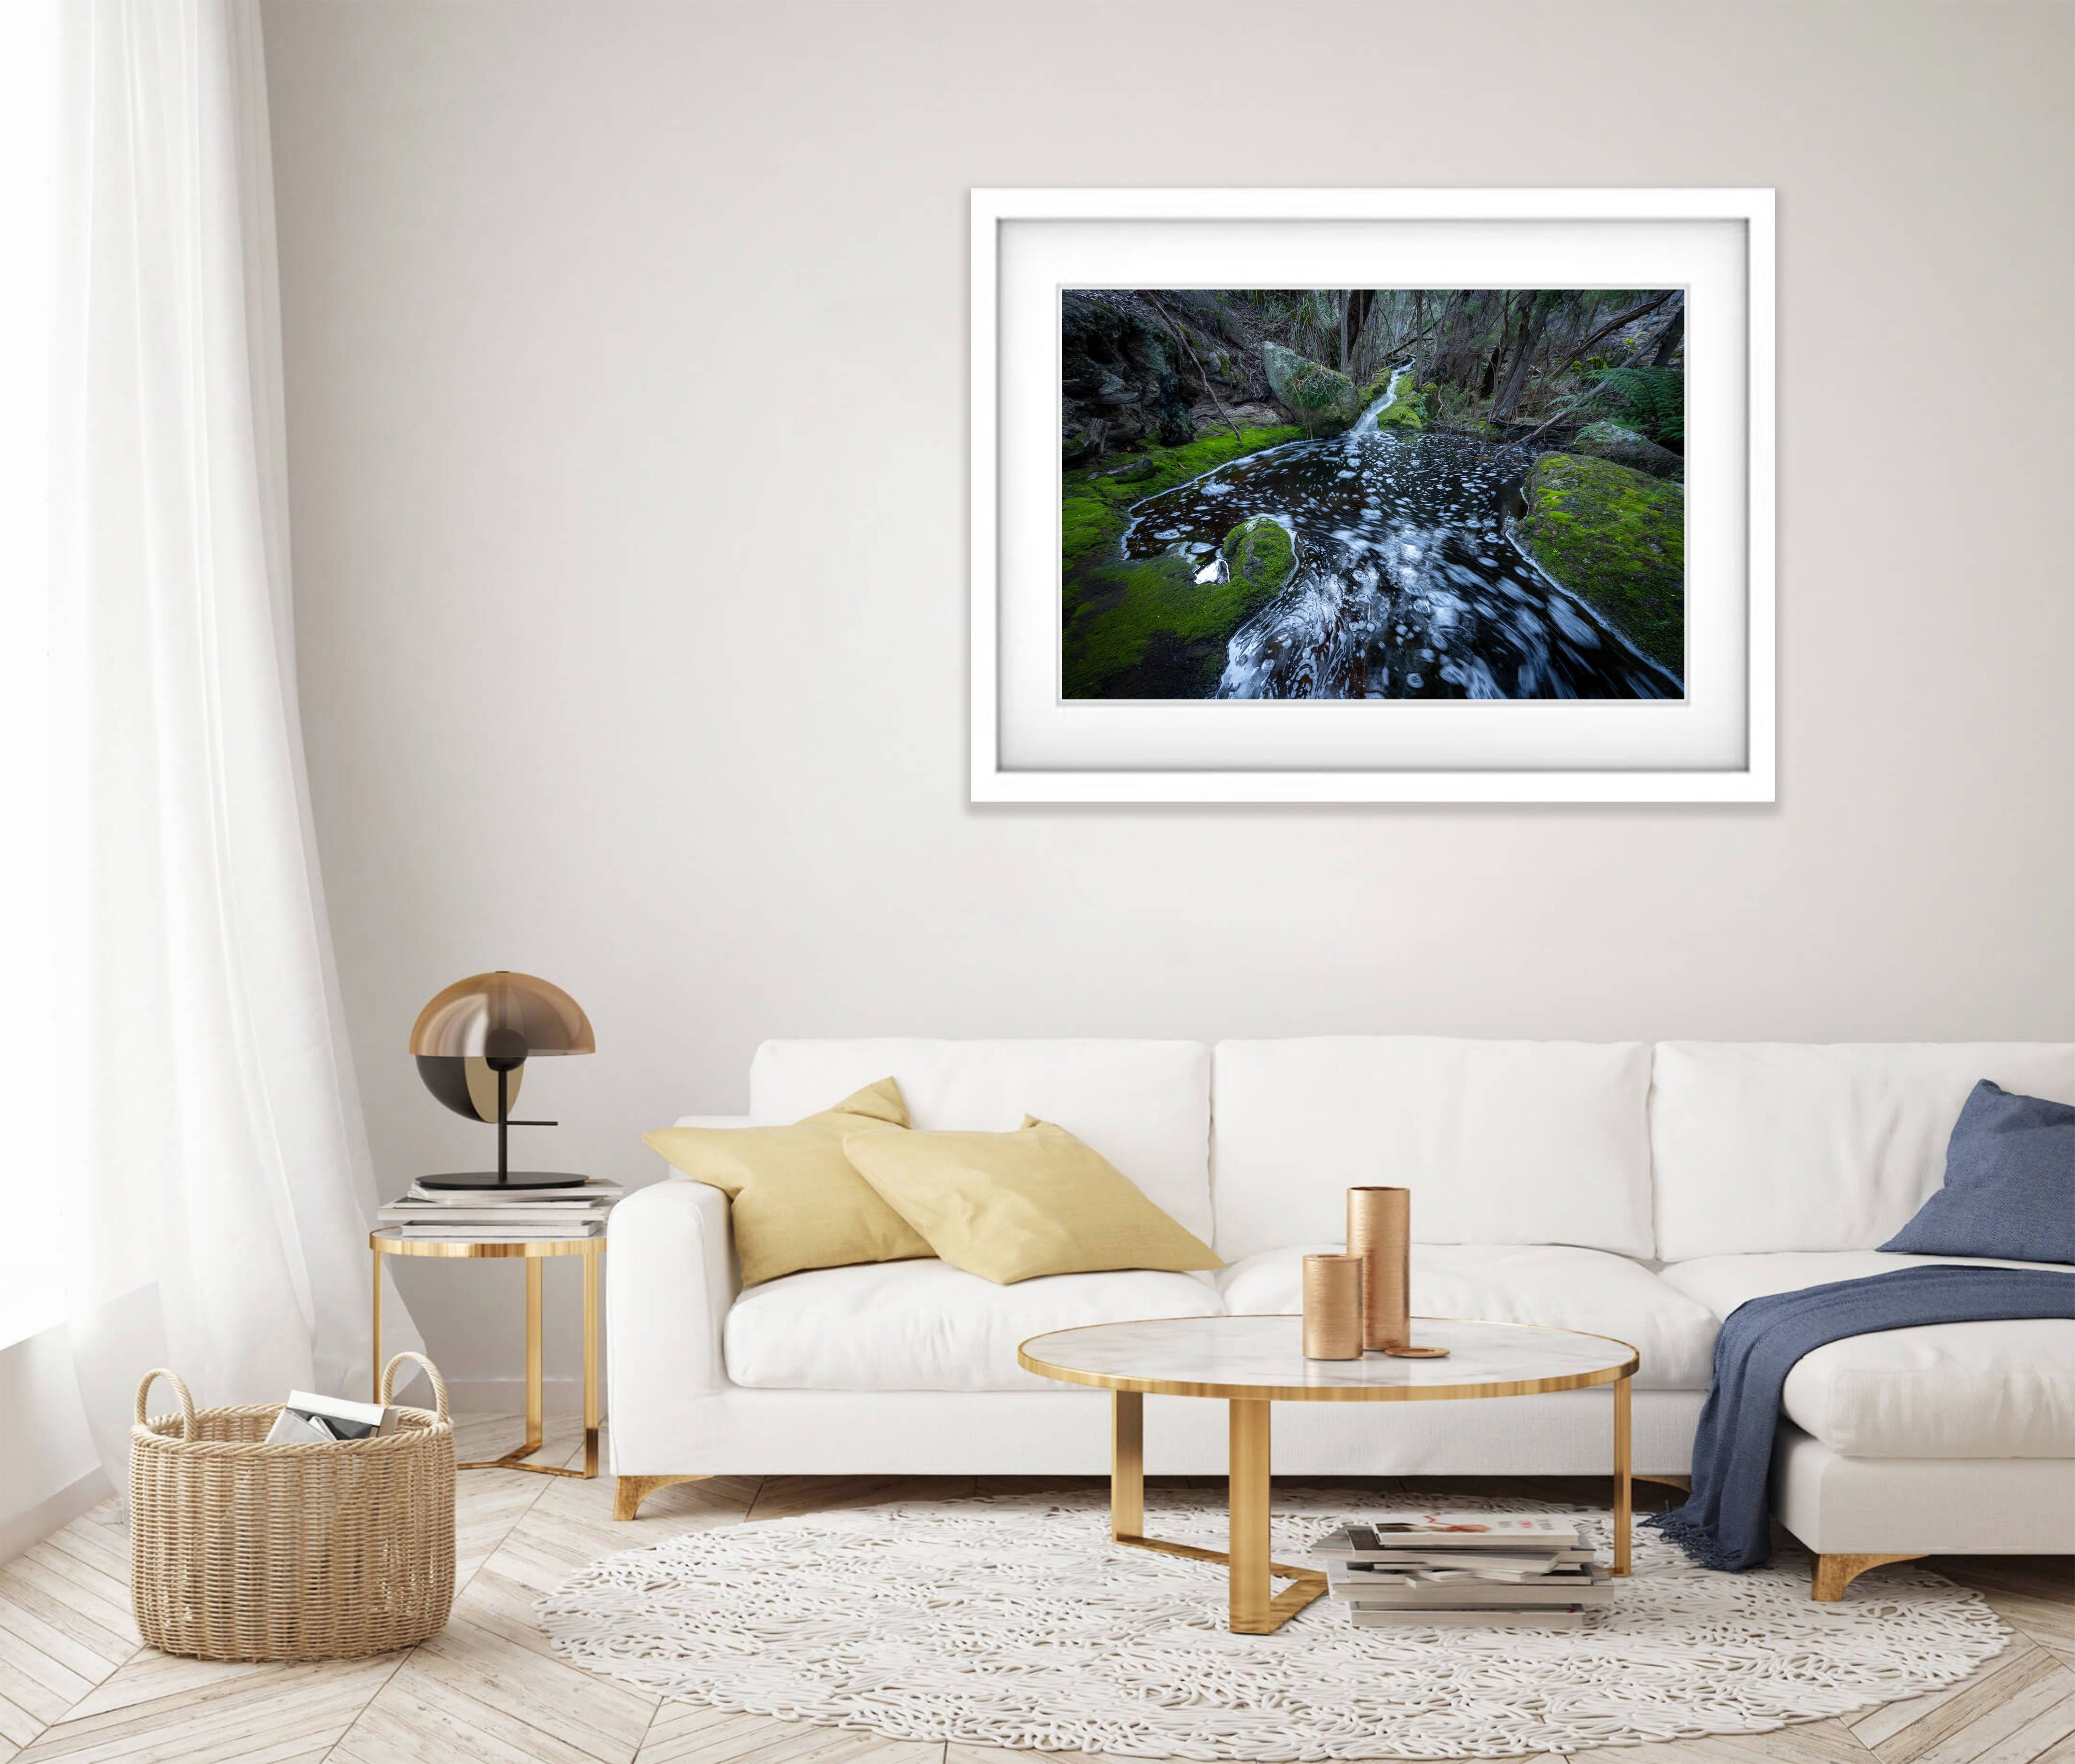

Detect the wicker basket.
[{"left": 130, "top": 1353, "right": 456, "bottom": 1661}]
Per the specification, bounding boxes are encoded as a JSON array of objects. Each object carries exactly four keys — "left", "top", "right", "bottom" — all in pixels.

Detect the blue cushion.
[{"left": 1880, "top": 1080, "right": 2075, "bottom": 1263}]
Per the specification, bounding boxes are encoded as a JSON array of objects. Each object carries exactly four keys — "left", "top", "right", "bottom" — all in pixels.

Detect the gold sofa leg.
[
  {"left": 1812, "top": 1552, "right": 1924, "bottom": 1600},
  {"left": 615, "top": 1473, "right": 710, "bottom": 1521}
]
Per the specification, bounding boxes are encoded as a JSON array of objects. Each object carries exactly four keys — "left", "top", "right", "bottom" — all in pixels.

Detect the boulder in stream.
[
  {"left": 1263, "top": 342, "right": 1362, "bottom": 432},
  {"left": 1220, "top": 515, "right": 1296, "bottom": 600},
  {"left": 1516, "top": 453, "right": 1684, "bottom": 678},
  {"left": 1569, "top": 420, "right": 1684, "bottom": 481}
]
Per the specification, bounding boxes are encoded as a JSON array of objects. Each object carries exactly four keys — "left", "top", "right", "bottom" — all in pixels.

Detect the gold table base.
[
  {"left": 370, "top": 1230, "right": 603, "bottom": 1479},
  {"left": 1111, "top": 1391, "right": 1327, "bottom": 1633},
  {"left": 1106, "top": 1375, "right": 1632, "bottom": 1634}
]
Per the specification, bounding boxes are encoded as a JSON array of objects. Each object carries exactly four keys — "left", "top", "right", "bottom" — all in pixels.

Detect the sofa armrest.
[{"left": 608, "top": 1177, "right": 736, "bottom": 1411}]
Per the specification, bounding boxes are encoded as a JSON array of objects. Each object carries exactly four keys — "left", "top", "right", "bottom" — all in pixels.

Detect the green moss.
[
  {"left": 1064, "top": 545, "right": 1297, "bottom": 699},
  {"left": 1356, "top": 367, "right": 1428, "bottom": 431},
  {"left": 1061, "top": 492, "right": 1125, "bottom": 568},
  {"left": 1375, "top": 388, "right": 1427, "bottom": 431},
  {"left": 1221, "top": 515, "right": 1296, "bottom": 599},
  {"left": 1061, "top": 423, "right": 1302, "bottom": 562},
  {"left": 1126, "top": 426, "right": 1301, "bottom": 491},
  {"left": 1058, "top": 430, "right": 1306, "bottom": 698},
  {"left": 1516, "top": 452, "right": 1685, "bottom": 676}
]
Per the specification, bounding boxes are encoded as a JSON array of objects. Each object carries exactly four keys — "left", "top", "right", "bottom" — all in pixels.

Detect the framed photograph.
[{"left": 970, "top": 188, "right": 1774, "bottom": 803}]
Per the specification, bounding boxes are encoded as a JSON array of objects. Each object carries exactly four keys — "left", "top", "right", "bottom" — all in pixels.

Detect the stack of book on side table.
[
  {"left": 377, "top": 1178, "right": 622, "bottom": 1241},
  {"left": 1311, "top": 1516, "right": 1613, "bottom": 1629}
]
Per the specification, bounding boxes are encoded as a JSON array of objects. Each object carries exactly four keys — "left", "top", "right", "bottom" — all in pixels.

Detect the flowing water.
[{"left": 1119, "top": 369, "right": 1682, "bottom": 700}]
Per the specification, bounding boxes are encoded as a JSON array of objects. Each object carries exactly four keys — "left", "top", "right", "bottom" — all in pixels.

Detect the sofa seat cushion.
[
  {"left": 1216, "top": 1244, "right": 1718, "bottom": 1390},
  {"left": 724, "top": 1259, "right": 1224, "bottom": 1393},
  {"left": 1661, "top": 1252, "right": 2075, "bottom": 1458}
]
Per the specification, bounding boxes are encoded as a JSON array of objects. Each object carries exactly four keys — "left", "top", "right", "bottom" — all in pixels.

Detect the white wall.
[{"left": 259, "top": 0, "right": 2074, "bottom": 1393}]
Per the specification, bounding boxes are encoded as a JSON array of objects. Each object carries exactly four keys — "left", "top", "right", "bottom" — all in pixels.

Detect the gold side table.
[{"left": 370, "top": 1228, "right": 603, "bottom": 1478}]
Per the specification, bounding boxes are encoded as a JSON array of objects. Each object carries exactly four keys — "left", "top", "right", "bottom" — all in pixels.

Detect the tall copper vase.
[
  {"left": 1346, "top": 1187, "right": 1410, "bottom": 1353},
  {"left": 1346, "top": 1186, "right": 1450, "bottom": 1359}
]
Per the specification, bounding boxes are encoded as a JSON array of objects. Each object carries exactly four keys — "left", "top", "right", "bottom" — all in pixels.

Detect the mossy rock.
[
  {"left": 1263, "top": 342, "right": 1362, "bottom": 431},
  {"left": 1571, "top": 420, "right": 1684, "bottom": 481},
  {"left": 1375, "top": 388, "right": 1427, "bottom": 431},
  {"left": 1517, "top": 453, "right": 1684, "bottom": 677},
  {"left": 1221, "top": 515, "right": 1296, "bottom": 600}
]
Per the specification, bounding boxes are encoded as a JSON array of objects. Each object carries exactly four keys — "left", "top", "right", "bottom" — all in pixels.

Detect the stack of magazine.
[
  {"left": 265, "top": 1389, "right": 401, "bottom": 1444},
  {"left": 1311, "top": 1515, "right": 1612, "bottom": 1629},
  {"left": 377, "top": 1178, "right": 622, "bottom": 1241}
]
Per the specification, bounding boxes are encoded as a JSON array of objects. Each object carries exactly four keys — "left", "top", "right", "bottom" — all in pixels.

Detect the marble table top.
[{"left": 1018, "top": 1314, "right": 1636, "bottom": 1401}]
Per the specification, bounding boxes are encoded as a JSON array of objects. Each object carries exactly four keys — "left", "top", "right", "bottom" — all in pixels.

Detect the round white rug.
[{"left": 537, "top": 1490, "right": 2009, "bottom": 1759}]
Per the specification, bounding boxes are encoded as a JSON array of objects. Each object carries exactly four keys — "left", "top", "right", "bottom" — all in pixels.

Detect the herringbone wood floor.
[{"left": 1, "top": 1417, "right": 2068, "bottom": 1764}]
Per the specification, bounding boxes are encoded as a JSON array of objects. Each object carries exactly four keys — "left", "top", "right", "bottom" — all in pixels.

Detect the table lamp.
[{"left": 410, "top": 970, "right": 595, "bottom": 1190}]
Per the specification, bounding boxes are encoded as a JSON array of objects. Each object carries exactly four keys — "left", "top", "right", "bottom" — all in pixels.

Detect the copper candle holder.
[
  {"left": 1301, "top": 1254, "right": 1364, "bottom": 1359},
  {"left": 1346, "top": 1186, "right": 1449, "bottom": 1359}
]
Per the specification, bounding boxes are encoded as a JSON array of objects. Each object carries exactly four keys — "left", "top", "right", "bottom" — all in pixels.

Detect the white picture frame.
[{"left": 970, "top": 187, "right": 1775, "bottom": 804}]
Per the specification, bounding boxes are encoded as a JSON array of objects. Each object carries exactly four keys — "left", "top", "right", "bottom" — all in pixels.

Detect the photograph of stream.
[{"left": 1060, "top": 289, "right": 1687, "bottom": 702}]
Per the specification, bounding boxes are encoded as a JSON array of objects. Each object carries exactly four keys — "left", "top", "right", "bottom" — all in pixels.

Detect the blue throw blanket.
[{"left": 1649, "top": 1264, "right": 2075, "bottom": 1571}]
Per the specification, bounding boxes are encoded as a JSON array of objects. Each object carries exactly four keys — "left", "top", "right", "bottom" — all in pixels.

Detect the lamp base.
[{"left": 416, "top": 1170, "right": 594, "bottom": 1192}]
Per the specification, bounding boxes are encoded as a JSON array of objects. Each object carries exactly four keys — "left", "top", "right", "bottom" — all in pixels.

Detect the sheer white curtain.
[{"left": 16, "top": 0, "right": 416, "bottom": 1481}]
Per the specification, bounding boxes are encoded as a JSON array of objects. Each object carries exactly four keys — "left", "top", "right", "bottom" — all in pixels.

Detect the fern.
[{"left": 1582, "top": 364, "right": 1684, "bottom": 443}]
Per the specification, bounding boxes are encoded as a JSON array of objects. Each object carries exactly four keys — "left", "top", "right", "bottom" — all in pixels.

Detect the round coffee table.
[{"left": 1018, "top": 1314, "right": 1639, "bottom": 1634}]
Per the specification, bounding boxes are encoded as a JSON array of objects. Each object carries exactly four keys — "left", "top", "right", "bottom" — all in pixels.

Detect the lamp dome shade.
[{"left": 409, "top": 971, "right": 595, "bottom": 1064}]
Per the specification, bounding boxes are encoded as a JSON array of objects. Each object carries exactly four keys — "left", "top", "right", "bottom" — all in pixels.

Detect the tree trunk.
[
  {"left": 1426, "top": 288, "right": 1463, "bottom": 382},
  {"left": 1478, "top": 293, "right": 1516, "bottom": 399},
  {"left": 1649, "top": 306, "right": 1684, "bottom": 367},
  {"left": 1492, "top": 296, "right": 1551, "bottom": 420},
  {"left": 1349, "top": 290, "right": 1386, "bottom": 382}
]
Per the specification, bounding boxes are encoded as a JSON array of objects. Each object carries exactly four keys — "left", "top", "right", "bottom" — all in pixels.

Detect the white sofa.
[{"left": 607, "top": 1038, "right": 2075, "bottom": 1594}]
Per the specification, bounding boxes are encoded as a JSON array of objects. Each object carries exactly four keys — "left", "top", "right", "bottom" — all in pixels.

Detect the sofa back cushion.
[
  {"left": 1210, "top": 1038, "right": 1654, "bottom": 1261},
  {"left": 749, "top": 1039, "right": 1213, "bottom": 1242},
  {"left": 1651, "top": 1042, "right": 2075, "bottom": 1261}
]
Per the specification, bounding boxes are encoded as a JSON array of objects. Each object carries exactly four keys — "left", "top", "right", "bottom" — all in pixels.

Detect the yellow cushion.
[
  {"left": 643, "top": 1079, "right": 931, "bottom": 1286},
  {"left": 840, "top": 1117, "right": 1222, "bottom": 1285}
]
